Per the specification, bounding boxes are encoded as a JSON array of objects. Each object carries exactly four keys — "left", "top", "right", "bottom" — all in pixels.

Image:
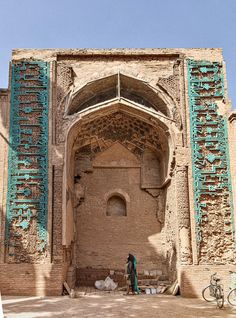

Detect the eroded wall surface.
[
  {"left": 75, "top": 143, "right": 167, "bottom": 272},
  {"left": 0, "top": 49, "right": 235, "bottom": 296},
  {"left": 5, "top": 62, "right": 50, "bottom": 263},
  {"left": 187, "top": 60, "right": 235, "bottom": 264}
]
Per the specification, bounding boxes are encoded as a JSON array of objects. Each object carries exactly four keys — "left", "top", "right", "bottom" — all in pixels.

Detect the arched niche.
[
  {"left": 62, "top": 62, "right": 183, "bottom": 247},
  {"left": 106, "top": 195, "right": 127, "bottom": 217},
  {"left": 63, "top": 104, "right": 175, "bottom": 246},
  {"left": 60, "top": 69, "right": 184, "bottom": 287}
]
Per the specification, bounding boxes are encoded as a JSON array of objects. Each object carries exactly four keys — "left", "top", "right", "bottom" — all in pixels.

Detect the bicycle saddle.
[{"left": 215, "top": 278, "right": 220, "bottom": 282}]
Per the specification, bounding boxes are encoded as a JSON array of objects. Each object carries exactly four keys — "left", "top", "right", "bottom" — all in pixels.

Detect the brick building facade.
[{"left": 0, "top": 49, "right": 235, "bottom": 297}]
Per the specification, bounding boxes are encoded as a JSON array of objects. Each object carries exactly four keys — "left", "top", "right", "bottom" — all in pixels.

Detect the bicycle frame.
[{"left": 202, "top": 271, "right": 224, "bottom": 308}]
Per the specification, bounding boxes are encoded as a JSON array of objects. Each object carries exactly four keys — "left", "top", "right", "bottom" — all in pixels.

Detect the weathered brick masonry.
[{"left": 0, "top": 49, "right": 235, "bottom": 297}]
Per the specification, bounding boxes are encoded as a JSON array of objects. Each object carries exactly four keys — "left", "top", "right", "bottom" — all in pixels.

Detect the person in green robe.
[{"left": 125, "top": 253, "right": 140, "bottom": 294}]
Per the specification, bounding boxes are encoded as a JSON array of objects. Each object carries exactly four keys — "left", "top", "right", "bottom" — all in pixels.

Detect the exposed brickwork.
[
  {"left": 180, "top": 265, "right": 236, "bottom": 298},
  {"left": 52, "top": 166, "right": 64, "bottom": 263},
  {"left": 0, "top": 263, "right": 68, "bottom": 296},
  {"left": 77, "top": 166, "right": 164, "bottom": 271},
  {"left": 0, "top": 49, "right": 235, "bottom": 298}
]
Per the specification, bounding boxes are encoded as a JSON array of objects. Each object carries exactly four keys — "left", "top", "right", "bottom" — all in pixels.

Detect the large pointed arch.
[
  {"left": 65, "top": 73, "right": 176, "bottom": 118},
  {"left": 62, "top": 101, "right": 177, "bottom": 246}
]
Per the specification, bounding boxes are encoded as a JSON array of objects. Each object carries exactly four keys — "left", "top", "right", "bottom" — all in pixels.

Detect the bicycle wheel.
[
  {"left": 216, "top": 286, "right": 224, "bottom": 309},
  {"left": 228, "top": 288, "right": 236, "bottom": 306},
  {"left": 202, "top": 285, "right": 215, "bottom": 302}
]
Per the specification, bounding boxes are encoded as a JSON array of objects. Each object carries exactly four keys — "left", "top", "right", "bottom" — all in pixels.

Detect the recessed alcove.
[
  {"left": 106, "top": 195, "right": 127, "bottom": 216},
  {"left": 64, "top": 83, "right": 177, "bottom": 285}
]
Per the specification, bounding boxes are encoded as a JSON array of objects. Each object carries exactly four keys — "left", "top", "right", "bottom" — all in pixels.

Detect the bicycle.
[
  {"left": 227, "top": 271, "right": 236, "bottom": 306},
  {"left": 202, "top": 272, "right": 224, "bottom": 308}
]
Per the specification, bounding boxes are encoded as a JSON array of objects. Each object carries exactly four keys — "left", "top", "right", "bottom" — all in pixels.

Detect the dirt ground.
[{"left": 2, "top": 290, "right": 236, "bottom": 318}]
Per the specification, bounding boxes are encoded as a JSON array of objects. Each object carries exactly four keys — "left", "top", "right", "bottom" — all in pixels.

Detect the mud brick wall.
[{"left": 180, "top": 265, "right": 236, "bottom": 298}]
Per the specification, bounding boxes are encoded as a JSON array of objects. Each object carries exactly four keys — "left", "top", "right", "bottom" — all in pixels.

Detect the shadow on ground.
[{"left": 2, "top": 294, "right": 236, "bottom": 318}]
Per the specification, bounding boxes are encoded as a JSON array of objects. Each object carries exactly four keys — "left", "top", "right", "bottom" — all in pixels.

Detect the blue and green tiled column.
[
  {"left": 5, "top": 61, "right": 49, "bottom": 262},
  {"left": 187, "top": 60, "right": 235, "bottom": 264}
]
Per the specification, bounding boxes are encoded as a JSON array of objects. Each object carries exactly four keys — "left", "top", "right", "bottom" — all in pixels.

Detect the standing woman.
[{"left": 126, "top": 254, "right": 140, "bottom": 294}]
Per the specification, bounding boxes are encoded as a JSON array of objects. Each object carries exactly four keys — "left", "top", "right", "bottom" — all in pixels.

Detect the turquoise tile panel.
[
  {"left": 187, "top": 60, "right": 235, "bottom": 262},
  {"left": 5, "top": 61, "right": 49, "bottom": 261}
]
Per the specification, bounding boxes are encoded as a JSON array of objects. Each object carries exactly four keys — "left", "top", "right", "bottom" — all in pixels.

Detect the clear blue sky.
[{"left": 1, "top": 0, "right": 236, "bottom": 106}]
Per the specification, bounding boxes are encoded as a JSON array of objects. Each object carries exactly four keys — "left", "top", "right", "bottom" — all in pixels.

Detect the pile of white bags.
[{"left": 95, "top": 276, "right": 118, "bottom": 291}]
